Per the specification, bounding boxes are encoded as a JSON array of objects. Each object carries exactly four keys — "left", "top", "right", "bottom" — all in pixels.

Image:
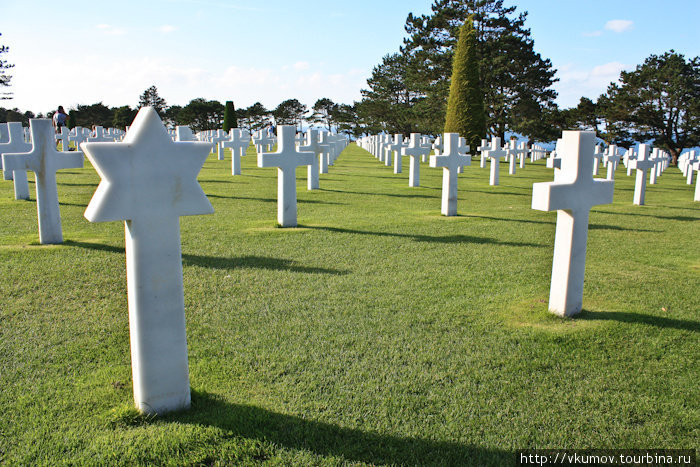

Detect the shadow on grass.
[
  {"left": 593, "top": 210, "right": 699, "bottom": 222},
  {"left": 320, "top": 188, "right": 437, "bottom": 200},
  {"left": 183, "top": 255, "right": 348, "bottom": 275},
  {"left": 206, "top": 193, "right": 345, "bottom": 205},
  {"left": 162, "top": 390, "right": 509, "bottom": 465},
  {"left": 466, "top": 214, "right": 660, "bottom": 232},
  {"left": 578, "top": 310, "right": 700, "bottom": 332},
  {"left": 307, "top": 226, "right": 544, "bottom": 248},
  {"left": 464, "top": 189, "right": 529, "bottom": 197},
  {"left": 64, "top": 241, "right": 347, "bottom": 275},
  {"left": 57, "top": 182, "right": 99, "bottom": 187}
]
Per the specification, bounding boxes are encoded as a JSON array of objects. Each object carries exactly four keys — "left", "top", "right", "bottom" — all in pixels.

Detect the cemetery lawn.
[{"left": 0, "top": 144, "right": 698, "bottom": 466}]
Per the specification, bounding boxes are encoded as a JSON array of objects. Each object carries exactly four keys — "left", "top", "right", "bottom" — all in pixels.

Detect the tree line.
[
  {"left": 0, "top": 84, "right": 362, "bottom": 137},
  {"left": 357, "top": 0, "right": 699, "bottom": 164}
]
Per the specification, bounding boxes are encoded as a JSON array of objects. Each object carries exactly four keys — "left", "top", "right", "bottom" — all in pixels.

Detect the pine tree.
[
  {"left": 402, "top": 0, "right": 557, "bottom": 140},
  {"left": 444, "top": 16, "right": 486, "bottom": 151},
  {"left": 601, "top": 51, "right": 700, "bottom": 165},
  {"left": 222, "top": 101, "right": 237, "bottom": 132},
  {"left": 0, "top": 32, "right": 14, "bottom": 100},
  {"left": 138, "top": 85, "right": 167, "bottom": 117}
]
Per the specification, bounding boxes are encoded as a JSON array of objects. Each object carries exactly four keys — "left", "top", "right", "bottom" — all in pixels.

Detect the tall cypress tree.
[
  {"left": 222, "top": 100, "right": 237, "bottom": 132},
  {"left": 444, "top": 16, "right": 486, "bottom": 151},
  {"left": 402, "top": 0, "right": 558, "bottom": 140}
]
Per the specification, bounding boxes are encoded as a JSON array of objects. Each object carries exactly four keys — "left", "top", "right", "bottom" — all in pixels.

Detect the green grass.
[{"left": 0, "top": 144, "right": 698, "bottom": 466}]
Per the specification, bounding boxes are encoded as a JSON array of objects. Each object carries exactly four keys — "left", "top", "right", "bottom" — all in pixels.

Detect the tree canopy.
[
  {"left": 357, "top": 0, "right": 557, "bottom": 140},
  {"left": 138, "top": 85, "right": 167, "bottom": 117},
  {"left": 0, "top": 33, "right": 14, "bottom": 100},
  {"left": 600, "top": 51, "right": 699, "bottom": 164}
]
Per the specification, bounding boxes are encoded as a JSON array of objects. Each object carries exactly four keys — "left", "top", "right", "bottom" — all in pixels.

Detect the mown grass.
[{"left": 0, "top": 143, "right": 698, "bottom": 466}]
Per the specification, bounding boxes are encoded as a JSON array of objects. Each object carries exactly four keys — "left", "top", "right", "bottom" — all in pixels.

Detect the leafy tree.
[
  {"left": 163, "top": 105, "right": 183, "bottom": 129},
  {"left": 71, "top": 102, "right": 114, "bottom": 128},
  {"left": 240, "top": 102, "right": 270, "bottom": 132},
  {"left": 138, "top": 85, "right": 167, "bottom": 117},
  {"left": 112, "top": 105, "right": 138, "bottom": 129},
  {"left": 178, "top": 98, "right": 224, "bottom": 132},
  {"left": 358, "top": 53, "right": 422, "bottom": 135},
  {"left": 334, "top": 103, "right": 362, "bottom": 138},
  {"left": 273, "top": 99, "right": 307, "bottom": 130},
  {"left": 0, "top": 107, "right": 33, "bottom": 125},
  {"left": 0, "top": 33, "right": 13, "bottom": 100},
  {"left": 222, "top": 101, "right": 237, "bottom": 132},
  {"left": 311, "top": 98, "right": 337, "bottom": 131},
  {"left": 401, "top": 0, "right": 558, "bottom": 140},
  {"left": 443, "top": 15, "right": 486, "bottom": 150},
  {"left": 601, "top": 50, "right": 699, "bottom": 164}
]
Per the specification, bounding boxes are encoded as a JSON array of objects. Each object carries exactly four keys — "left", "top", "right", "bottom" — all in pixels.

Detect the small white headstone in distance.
[{"left": 258, "top": 125, "right": 315, "bottom": 227}]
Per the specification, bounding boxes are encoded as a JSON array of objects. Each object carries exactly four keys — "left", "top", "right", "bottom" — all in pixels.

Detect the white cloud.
[
  {"left": 293, "top": 61, "right": 310, "bottom": 71},
  {"left": 158, "top": 25, "right": 178, "bottom": 34},
  {"left": 555, "top": 62, "right": 627, "bottom": 108},
  {"left": 605, "top": 20, "right": 633, "bottom": 33},
  {"left": 96, "top": 24, "right": 126, "bottom": 35}
]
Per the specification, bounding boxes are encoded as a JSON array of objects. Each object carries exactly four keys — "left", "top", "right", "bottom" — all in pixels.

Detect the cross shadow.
[
  {"left": 63, "top": 241, "right": 347, "bottom": 275},
  {"left": 158, "top": 390, "right": 509, "bottom": 466},
  {"left": 320, "top": 188, "right": 437, "bottom": 200},
  {"left": 464, "top": 189, "right": 529, "bottom": 197},
  {"left": 206, "top": 193, "right": 345, "bottom": 206},
  {"left": 183, "top": 254, "right": 348, "bottom": 275},
  {"left": 466, "top": 214, "right": 554, "bottom": 226},
  {"left": 578, "top": 310, "right": 699, "bottom": 333},
  {"left": 59, "top": 202, "right": 89, "bottom": 207},
  {"left": 593, "top": 210, "right": 699, "bottom": 222},
  {"left": 57, "top": 182, "right": 99, "bottom": 187},
  {"left": 306, "top": 226, "right": 544, "bottom": 248}
]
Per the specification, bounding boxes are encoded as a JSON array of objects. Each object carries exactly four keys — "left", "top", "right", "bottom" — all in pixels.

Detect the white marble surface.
[{"left": 82, "top": 107, "right": 213, "bottom": 414}]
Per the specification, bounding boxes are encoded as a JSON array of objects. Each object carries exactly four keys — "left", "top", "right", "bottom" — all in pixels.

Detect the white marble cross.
[
  {"left": 532, "top": 131, "right": 614, "bottom": 317},
  {"left": 2, "top": 119, "right": 84, "bottom": 243},
  {"left": 317, "top": 132, "right": 332, "bottom": 174},
  {"left": 69, "top": 127, "right": 90, "bottom": 151},
  {"left": 56, "top": 126, "right": 71, "bottom": 151},
  {"left": 517, "top": 142, "right": 528, "bottom": 168},
  {"left": 0, "top": 122, "right": 32, "bottom": 190},
  {"left": 592, "top": 145, "right": 603, "bottom": 176},
  {"left": 483, "top": 137, "right": 506, "bottom": 186},
  {"left": 630, "top": 144, "right": 654, "bottom": 205},
  {"left": 299, "top": 129, "right": 321, "bottom": 190},
  {"left": 692, "top": 159, "right": 700, "bottom": 202},
  {"left": 254, "top": 131, "right": 275, "bottom": 155},
  {"left": 505, "top": 139, "right": 526, "bottom": 175},
  {"left": 402, "top": 133, "right": 431, "bottom": 187},
  {"left": 175, "top": 125, "right": 196, "bottom": 142},
  {"left": 222, "top": 129, "right": 250, "bottom": 175},
  {"left": 389, "top": 134, "right": 407, "bottom": 174},
  {"left": 81, "top": 107, "right": 213, "bottom": 415},
  {"left": 211, "top": 130, "right": 228, "bottom": 160},
  {"left": 477, "top": 138, "right": 490, "bottom": 168},
  {"left": 88, "top": 126, "right": 113, "bottom": 143},
  {"left": 429, "top": 133, "right": 470, "bottom": 216},
  {"left": 604, "top": 145, "right": 621, "bottom": 180},
  {"left": 258, "top": 125, "right": 315, "bottom": 227}
]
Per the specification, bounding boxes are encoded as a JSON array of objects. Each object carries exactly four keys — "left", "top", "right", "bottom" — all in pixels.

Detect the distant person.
[{"left": 52, "top": 106, "right": 68, "bottom": 133}]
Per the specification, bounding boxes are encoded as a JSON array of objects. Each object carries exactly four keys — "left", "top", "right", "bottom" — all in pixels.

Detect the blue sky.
[{"left": 2, "top": 0, "right": 698, "bottom": 114}]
